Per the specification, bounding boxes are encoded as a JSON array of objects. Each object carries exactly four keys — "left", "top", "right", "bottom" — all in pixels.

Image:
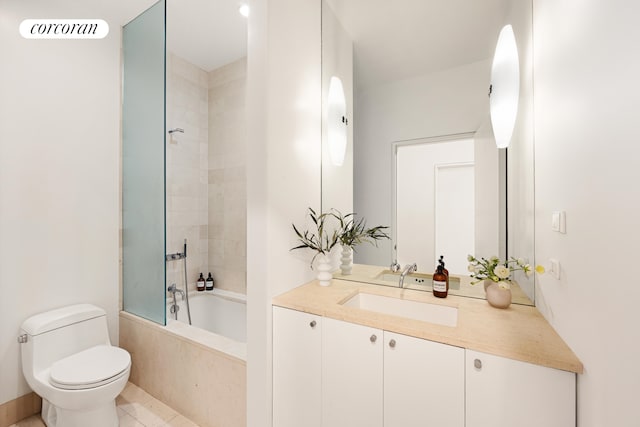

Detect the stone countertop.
[{"left": 272, "top": 279, "right": 583, "bottom": 374}]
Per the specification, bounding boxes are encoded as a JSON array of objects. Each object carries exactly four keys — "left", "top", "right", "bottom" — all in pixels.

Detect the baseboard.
[{"left": 0, "top": 393, "right": 41, "bottom": 427}]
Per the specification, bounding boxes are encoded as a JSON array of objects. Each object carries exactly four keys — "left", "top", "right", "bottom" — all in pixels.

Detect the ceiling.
[
  {"left": 325, "top": 0, "right": 511, "bottom": 90},
  {"left": 167, "top": 0, "right": 248, "bottom": 72},
  {"left": 130, "top": 0, "right": 508, "bottom": 81}
]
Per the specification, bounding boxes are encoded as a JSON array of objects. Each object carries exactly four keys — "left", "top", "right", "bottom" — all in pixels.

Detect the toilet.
[{"left": 19, "top": 304, "right": 131, "bottom": 427}]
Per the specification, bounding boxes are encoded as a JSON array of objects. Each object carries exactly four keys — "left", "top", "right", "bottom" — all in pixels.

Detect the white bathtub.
[{"left": 165, "top": 288, "right": 247, "bottom": 360}]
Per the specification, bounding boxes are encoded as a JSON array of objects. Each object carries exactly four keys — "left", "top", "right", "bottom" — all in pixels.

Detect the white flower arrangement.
[{"left": 467, "top": 255, "right": 545, "bottom": 290}]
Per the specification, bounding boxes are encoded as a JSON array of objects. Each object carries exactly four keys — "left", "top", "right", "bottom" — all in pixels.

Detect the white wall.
[
  {"left": 533, "top": 1, "right": 640, "bottom": 426},
  {"left": 246, "top": 0, "right": 321, "bottom": 425},
  {"left": 354, "top": 59, "right": 491, "bottom": 267},
  {"left": 0, "top": 0, "right": 154, "bottom": 405}
]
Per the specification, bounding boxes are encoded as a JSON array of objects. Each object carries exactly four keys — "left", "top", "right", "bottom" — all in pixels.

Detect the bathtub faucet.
[{"left": 168, "top": 283, "right": 185, "bottom": 300}]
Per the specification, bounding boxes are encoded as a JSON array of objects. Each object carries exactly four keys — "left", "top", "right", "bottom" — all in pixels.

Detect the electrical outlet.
[{"left": 549, "top": 258, "right": 560, "bottom": 280}]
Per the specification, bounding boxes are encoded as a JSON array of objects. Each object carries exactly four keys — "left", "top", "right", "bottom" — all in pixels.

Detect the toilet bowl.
[{"left": 20, "top": 304, "right": 131, "bottom": 427}]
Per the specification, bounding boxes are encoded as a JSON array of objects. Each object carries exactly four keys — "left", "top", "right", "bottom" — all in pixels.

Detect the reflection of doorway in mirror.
[
  {"left": 394, "top": 137, "right": 474, "bottom": 275},
  {"left": 434, "top": 163, "right": 474, "bottom": 275}
]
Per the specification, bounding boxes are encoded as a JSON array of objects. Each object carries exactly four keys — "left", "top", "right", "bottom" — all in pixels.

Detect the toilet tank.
[{"left": 20, "top": 304, "right": 112, "bottom": 375}]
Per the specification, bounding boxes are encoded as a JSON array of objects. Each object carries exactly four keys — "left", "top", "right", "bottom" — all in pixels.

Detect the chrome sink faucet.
[{"left": 398, "top": 263, "right": 417, "bottom": 288}]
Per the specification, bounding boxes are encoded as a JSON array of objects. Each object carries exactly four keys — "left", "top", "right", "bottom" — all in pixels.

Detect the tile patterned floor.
[{"left": 9, "top": 382, "right": 199, "bottom": 427}]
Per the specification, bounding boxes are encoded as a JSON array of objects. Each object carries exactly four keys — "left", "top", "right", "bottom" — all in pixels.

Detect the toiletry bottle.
[
  {"left": 439, "top": 255, "right": 450, "bottom": 290},
  {"left": 433, "top": 264, "right": 448, "bottom": 298},
  {"left": 197, "top": 273, "right": 205, "bottom": 292},
  {"left": 205, "top": 272, "right": 214, "bottom": 291}
]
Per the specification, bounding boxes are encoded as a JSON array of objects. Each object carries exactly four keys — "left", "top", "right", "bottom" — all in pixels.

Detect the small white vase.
[
  {"left": 315, "top": 253, "right": 332, "bottom": 286},
  {"left": 340, "top": 245, "right": 353, "bottom": 275}
]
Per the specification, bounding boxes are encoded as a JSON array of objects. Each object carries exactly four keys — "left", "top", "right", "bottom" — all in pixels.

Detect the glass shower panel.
[{"left": 122, "top": 0, "right": 166, "bottom": 325}]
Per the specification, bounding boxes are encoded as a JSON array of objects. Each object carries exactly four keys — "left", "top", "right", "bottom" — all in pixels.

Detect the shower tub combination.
[{"left": 119, "top": 288, "right": 247, "bottom": 427}]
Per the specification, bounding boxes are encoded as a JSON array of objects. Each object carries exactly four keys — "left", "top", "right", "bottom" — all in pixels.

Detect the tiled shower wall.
[
  {"left": 207, "top": 58, "right": 247, "bottom": 294},
  {"left": 166, "top": 53, "right": 247, "bottom": 295},
  {"left": 166, "top": 53, "right": 209, "bottom": 290}
]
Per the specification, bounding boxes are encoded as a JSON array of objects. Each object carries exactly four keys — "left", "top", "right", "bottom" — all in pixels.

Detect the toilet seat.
[{"left": 49, "top": 345, "right": 131, "bottom": 390}]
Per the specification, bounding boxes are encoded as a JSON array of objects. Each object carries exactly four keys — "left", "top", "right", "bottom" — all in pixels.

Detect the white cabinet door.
[
  {"left": 273, "top": 307, "right": 322, "bottom": 427},
  {"left": 466, "top": 350, "right": 576, "bottom": 427},
  {"left": 322, "top": 317, "right": 383, "bottom": 427},
  {"left": 384, "top": 331, "right": 464, "bottom": 427}
]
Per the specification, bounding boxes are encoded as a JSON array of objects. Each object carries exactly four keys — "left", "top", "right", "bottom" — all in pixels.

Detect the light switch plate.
[
  {"left": 551, "top": 212, "right": 560, "bottom": 232},
  {"left": 551, "top": 211, "right": 566, "bottom": 233},
  {"left": 559, "top": 211, "right": 566, "bottom": 233}
]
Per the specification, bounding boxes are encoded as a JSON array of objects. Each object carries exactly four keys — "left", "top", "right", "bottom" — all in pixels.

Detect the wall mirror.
[{"left": 321, "top": 0, "right": 535, "bottom": 305}]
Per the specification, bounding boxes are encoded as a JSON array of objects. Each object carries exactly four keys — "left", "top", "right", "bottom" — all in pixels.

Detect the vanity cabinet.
[
  {"left": 465, "top": 350, "right": 575, "bottom": 427},
  {"left": 272, "top": 307, "right": 322, "bottom": 427},
  {"left": 273, "top": 307, "right": 576, "bottom": 427},
  {"left": 322, "top": 317, "right": 464, "bottom": 427},
  {"left": 322, "top": 317, "right": 383, "bottom": 427},
  {"left": 384, "top": 331, "right": 464, "bottom": 427}
]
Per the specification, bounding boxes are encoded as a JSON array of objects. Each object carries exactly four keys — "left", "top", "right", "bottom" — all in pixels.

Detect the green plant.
[
  {"left": 291, "top": 207, "right": 339, "bottom": 267},
  {"left": 467, "top": 254, "right": 545, "bottom": 289},
  {"left": 331, "top": 210, "right": 390, "bottom": 249}
]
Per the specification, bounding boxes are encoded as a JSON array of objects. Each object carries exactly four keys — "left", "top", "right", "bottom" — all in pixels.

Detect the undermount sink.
[{"left": 341, "top": 292, "right": 458, "bottom": 327}]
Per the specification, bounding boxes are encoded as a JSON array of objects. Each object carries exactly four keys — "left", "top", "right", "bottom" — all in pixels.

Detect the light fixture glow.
[
  {"left": 327, "top": 76, "right": 347, "bottom": 166},
  {"left": 489, "top": 24, "right": 520, "bottom": 149},
  {"left": 239, "top": 4, "right": 250, "bottom": 17}
]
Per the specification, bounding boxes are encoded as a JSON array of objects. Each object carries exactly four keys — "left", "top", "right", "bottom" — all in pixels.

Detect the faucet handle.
[{"left": 390, "top": 260, "right": 401, "bottom": 272}]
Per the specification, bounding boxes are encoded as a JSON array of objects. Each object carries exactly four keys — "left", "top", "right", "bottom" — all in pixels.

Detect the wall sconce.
[
  {"left": 489, "top": 24, "right": 520, "bottom": 149},
  {"left": 327, "top": 76, "right": 347, "bottom": 166}
]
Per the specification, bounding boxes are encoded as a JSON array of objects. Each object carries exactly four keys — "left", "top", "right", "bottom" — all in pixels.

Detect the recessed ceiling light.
[{"left": 239, "top": 4, "right": 250, "bottom": 18}]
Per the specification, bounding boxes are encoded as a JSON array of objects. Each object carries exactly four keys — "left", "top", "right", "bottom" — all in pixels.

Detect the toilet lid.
[{"left": 50, "top": 345, "right": 130, "bottom": 390}]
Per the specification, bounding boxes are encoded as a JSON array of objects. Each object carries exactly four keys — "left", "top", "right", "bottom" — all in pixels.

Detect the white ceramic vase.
[
  {"left": 485, "top": 281, "right": 512, "bottom": 309},
  {"left": 315, "top": 253, "right": 332, "bottom": 286},
  {"left": 340, "top": 245, "right": 353, "bottom": 275}
]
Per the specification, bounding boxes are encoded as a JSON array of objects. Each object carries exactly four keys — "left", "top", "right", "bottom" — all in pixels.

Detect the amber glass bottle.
[
  {"left": 197, "top": 273, "right": 205, "bottom": 292},
  {"left": 439, "top": 255, "right": 449, "bottom": 290},
  {"left": 433, "top": 264, "right": 448, "bottom": 298}
]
